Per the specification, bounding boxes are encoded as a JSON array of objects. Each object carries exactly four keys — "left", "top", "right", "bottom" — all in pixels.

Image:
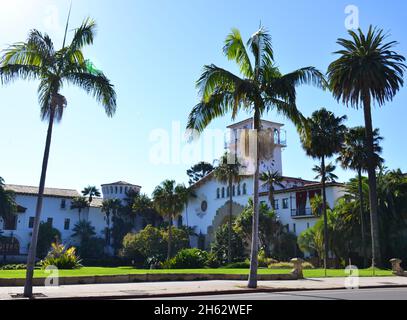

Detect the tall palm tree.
[
  {"left": 152, "top": 180, "right": 188, "bottom": 259},
  {"left": 301, "top": 108, "right": 347, "bottom": 273},
  {"left": 213, "top": 152, "right": 241, "bottom": 263},
  {"left": 70, "top": 196, "right": 89, "bottom": 221},
  {"left": 338, "top": 127, "right": 383, "bottom": 267},
  {"left": 260, "top": 170, "right": 284, "bottom": 207},
  {"left": 0, "top": 15, "right": 117, "bottom": 297},
  {"left": 186, "top": 27, "right": 325, "bottom": 288},
  {"left": 81, "top": 185, "right": 101, "bottom": 204},
  {"left": 327, "top": 26, "right": 406, "bottom": 267},
  {"left": 101, "top": 198, "right": 122, "bottom": 246}
]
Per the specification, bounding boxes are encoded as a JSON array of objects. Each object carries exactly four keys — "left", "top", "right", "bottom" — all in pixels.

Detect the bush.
[
  {"left": 120, "top": 225, "right": 191, "bottom": 268},
  {"left": 36, "top": 222, "right": 61, "bottom": 259},
  {"left": 78, "top": 237, "right": 106, "bottom": 259},
  {"left": 164, "top": 248, "right": 208, "bottom": 269},
  {"left": 0, "top": 264, "right": 27, "bottom": 270},
  {"left": 211, "top": 224, "right": 246, "bottom": 266},
  {"left": 223, "top": 261, "right": 250, "bottom": 269},
  {"left": 40, "top": 243, "right": 82, "bottom": 269},
  {"left": 268, "top": 261, "right": 315, "bottom": 269}
]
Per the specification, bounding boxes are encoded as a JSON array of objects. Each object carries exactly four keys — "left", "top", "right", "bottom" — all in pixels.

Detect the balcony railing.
[{"left": 291, "top": 208, "right": 319, "bottom": 218}]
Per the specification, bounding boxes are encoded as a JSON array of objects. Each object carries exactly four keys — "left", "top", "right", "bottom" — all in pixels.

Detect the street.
[{"left": 137, "top": 287, "right": 407, "bottom": 300}]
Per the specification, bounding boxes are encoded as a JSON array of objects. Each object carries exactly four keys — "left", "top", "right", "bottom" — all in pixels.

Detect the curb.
[{"left": 13, "top": 284, "right": 407, "bottom": 300}]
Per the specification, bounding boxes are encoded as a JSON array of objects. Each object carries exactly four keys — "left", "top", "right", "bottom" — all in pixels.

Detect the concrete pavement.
[{"left": 1, "top": 276, "right": 407, "bottom": 300}]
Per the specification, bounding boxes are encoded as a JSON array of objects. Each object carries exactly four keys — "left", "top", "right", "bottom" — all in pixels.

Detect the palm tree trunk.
[
  {"left": 321, "top": 156, "right": 329, "bottom": 274},
  {"left": 357, "top": 168, "right": 367, "bottom": 268},
  {"left": 24, "top": 107, "right": 55, "bottom": 298},
  {"left": 228, "top": 175, "right": 233, "bottom": 264},
  {"left": 167, "top": 217, "right": 173, "bottom": 260},
  {"left": 248, "top": 107, "right": 260, "bottom": 289},
  {"left": 363, "top": 94, "right": 381, "bottom": 268}
]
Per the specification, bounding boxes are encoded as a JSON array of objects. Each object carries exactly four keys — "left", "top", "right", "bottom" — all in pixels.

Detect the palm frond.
[
  {"left": 247, "top": 27, "right": 274, "bottom": 75},
  {"left": 69, "top": 17, "right": 96, "bottom": 51},
  {"left": 223, "top": 28, "right": 253, "bottom": 78},
  {"left": 64, "top": 71, "right": 117, "bottom": 117}
]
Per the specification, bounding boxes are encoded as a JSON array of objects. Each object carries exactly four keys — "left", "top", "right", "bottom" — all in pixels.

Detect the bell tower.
[{"left": 226, "top": 118, "right": 286, "bottom": 175}]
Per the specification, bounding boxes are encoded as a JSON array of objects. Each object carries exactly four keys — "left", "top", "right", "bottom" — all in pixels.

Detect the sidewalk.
[{"left": 1, "top": 276, "right": 407, "bottom": 300}]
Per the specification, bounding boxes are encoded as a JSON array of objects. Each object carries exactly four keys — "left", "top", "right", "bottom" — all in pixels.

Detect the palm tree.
[
  {"left": 186, "top": 27, "right": 325, "bottom": 288},
  {"left": 313, "top": 163, "right": 338, "bottom": 183},
  {"left": 260, "top": 170, "right": 284, "bottom": 207},
  {"left": 152, "top": 180, "right": 188, "bottom": 259},
  {"left": 0, "top": 15, "right": 117, "bottom": 297},
  {"left": 70, "top": 197, "right": 89, "bottom": 221},
  {"left": 213, "top": 152, "right": 241, "bottom": 263},
  {"left": 327, "top": 26, "right": 406, "bottom": 267},
  {"left": 301, "top": 108, "right": 347, "bottom": 273},
  {"left": 338, "top": 127, "right": 383, "bottom": 267},
  {"left": 82, "top": 185, "right": 101, "bottom": 204},
  {"left": 71, "top": 220, "right": 96, "bottom": 245},
  {"left": 101, "top": 198, "right": 122, "bottom": 246}
]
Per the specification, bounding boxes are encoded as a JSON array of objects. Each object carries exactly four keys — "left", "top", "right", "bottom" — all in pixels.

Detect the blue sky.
[{"left": 0, "top": 0, "right": 406, "bottom": 195}]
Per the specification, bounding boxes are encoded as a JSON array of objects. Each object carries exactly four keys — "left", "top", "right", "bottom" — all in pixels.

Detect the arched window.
[
  {"left": 226, "top": 187, "right": 230, "bottom": 197},
  {"left": 216, "top": 188, "right": 220, "bottom": 199},
  {"left": 232, "top": 185, "right": 236, "bottom": 197},
  {"left": 243, "top": 183, "right": 247, "bottom": 195},
  {"left": 110, "top": 186, "right": 113, "bottom": 194},
  {"left": 120, "top": 186, "right": 123, "bottom": 193},
  {"left": 237, "top": 184, "right": 241, "bottom": 196},
  {"left": 221, "top": 187, "right": 225, "bottom": 198},
  {"left": 115, "top": 186, "right": 118, "bottom": 194}
]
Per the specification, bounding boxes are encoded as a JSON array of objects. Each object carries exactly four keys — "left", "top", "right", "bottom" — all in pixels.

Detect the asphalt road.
[{"left": 138, "top": 287, "right": 407, "bottom": 300}]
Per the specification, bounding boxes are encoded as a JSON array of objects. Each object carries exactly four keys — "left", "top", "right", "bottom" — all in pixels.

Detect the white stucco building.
[
  {"left": 182, "top": 118, "right": 345, "bottom": 248},
  {"left": 0, "top": 181, "right": 140, "bottom": 262}
]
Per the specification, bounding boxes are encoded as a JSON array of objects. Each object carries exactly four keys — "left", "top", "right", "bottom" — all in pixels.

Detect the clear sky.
[{"left": 0, "top": 0, "right": 406, "bottom": 195}]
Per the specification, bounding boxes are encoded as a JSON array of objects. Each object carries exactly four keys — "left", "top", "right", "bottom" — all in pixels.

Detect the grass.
[{"left": 0, "top": 267, "right": 393, "bottom": 279}]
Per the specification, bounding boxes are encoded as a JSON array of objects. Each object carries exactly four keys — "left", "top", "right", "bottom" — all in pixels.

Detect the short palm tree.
[
  {"left": 71, "top": 220, "right": 96, "bottom": 245},
  {"left": 0, "top": 16, "right": 117, "bottom": 297},
  {"left": 152, "top": 180, "right": 188, "bottom": 259},
  {"left": 213, "top": 152, "right": 241, "bottom": 263},
  {"left": 70, "top": 197, "right": 89, "bottom": 221},
  {"left": 337, "top": 127, "right": 383, "bottom": 267},
  {"left": 186, "top": 27, "right": 325, "bottom": 288},
  {"left": 301, "top": 108, "right": 347, "bottom": 273},
  {"left": 260, "top": 170, "right": 284, "bottom": 207},
  {"left": 82, "top": 185, "right": 101, "bottom": 204},
  {"left": 327, "top": 26, "right": 406, "bottom": 267}
]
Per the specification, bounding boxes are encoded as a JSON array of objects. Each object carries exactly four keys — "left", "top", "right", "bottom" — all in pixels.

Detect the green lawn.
[{"left": 0, "top": 267, "right": 393, "bottom": 279}]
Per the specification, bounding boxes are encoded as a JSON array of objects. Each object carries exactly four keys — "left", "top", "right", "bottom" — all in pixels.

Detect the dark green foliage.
[
  {"left": 36, "top": 222, "right": 61, "bottom": 259},
  {"left": 78, "top": 237, "right": 105, "bottom": 260},
  {"left": 211, "top": 224, "right": 246, "bottom": 265},
  {"left": 187, "top": 161, "right": 214, "bottom": 185},
  {"left": 164, "top": 248, "right": 209, "bottom": 269}
]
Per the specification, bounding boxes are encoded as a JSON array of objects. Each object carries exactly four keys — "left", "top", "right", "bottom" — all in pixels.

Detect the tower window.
[
  {"left": 243, "top": 183, "right": 247, "bottom": 195},
  {"left": 216, "top": 188, "right": 220, "bottom": 199},
  {"left": 237, "top": 184, "right": 241, "bottom": 196},
  {"left": 221, "top": 187, "right": 225, "bottom": 198}
]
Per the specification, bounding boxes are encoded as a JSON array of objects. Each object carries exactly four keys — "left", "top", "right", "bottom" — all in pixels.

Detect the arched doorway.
[{"left": 206, "top": 201, "right": 245, "bottom": 247}]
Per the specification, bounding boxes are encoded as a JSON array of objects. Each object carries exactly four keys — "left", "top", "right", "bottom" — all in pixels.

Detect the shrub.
[
  {"left": 120, "top": 225, "right": 191, "bottom": 268},
  {"left": 36, "top": 222, "right": 61, "bottom": 259},
  {"left": 78, "top": 237, "right": 105, "bottom": 259},
  {"left": 268, "top": 261, "right": 315, "bottom": 269},
  {"left": 0, "top": 264, "right": 27, "bottom": 270},
  {"left": 223, "top": 261, "right": 250, "bottom": 269},
  {"left": 40, "top": 243, "right": 82, "bottom": 269},
  {"left": 211, "top": 224, "right": 246, "bottom": 265},
  {"left": 164, "top": 248, "right": 209, "bottom": 269}
]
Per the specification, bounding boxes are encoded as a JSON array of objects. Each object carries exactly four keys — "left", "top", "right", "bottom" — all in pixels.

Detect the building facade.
[
  {"left": 182, "top": 118, "right": 345, "bottom": 248},
  {"left": 0, "top": 181, "right": 140, "bottom": 262}
]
